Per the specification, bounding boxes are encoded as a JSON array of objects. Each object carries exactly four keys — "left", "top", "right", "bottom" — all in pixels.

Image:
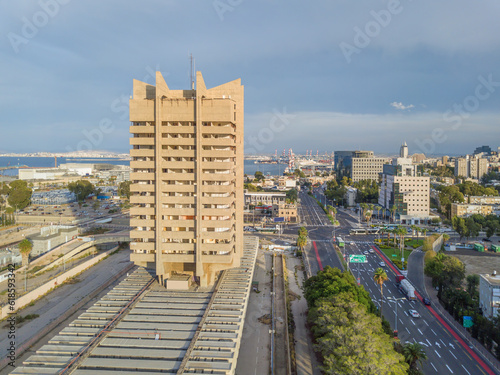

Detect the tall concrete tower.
[
  {"left": 129, "top": 71, "right": 244, "bottom": 287},
  {"left": 400, "top": 141, "right": 408, "bottom": 158}
]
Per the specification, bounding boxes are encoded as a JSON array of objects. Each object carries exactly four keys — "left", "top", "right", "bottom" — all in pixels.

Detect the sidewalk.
[{"left": 286, "top": 255, "right": 321, "bottom": 375}]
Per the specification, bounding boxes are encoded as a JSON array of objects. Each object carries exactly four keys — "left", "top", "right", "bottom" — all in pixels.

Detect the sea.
[{"left": 0, "top": 157, "right": 286, "bottom": 177}]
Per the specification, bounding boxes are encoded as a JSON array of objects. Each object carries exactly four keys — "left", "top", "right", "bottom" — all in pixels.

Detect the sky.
[{"left": 1, "top": 0, "right": 500, "bottom": 156}]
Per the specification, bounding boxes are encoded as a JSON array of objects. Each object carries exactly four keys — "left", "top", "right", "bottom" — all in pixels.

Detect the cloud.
[{"left": 390, "top": 102, "right": 415, "bottom": 111}]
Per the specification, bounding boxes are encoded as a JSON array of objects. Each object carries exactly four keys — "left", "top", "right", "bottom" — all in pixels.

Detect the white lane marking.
[
  {"left": 410, "top": 319, "right": 415, "bottom": 326},
  {"left": 431, "top": 362, "right": 438, "bottom": 372},
  {"left": 405, "top": 327, "right": 410, "bottom": 334},
  {"left": 434, "top": 349, "right": 441, "bottom": 358},
  {"left": 404, "top": 311, "right": 409, "bottom": 317},
  {"left": 426, "top": 339, "right": 432, "bottom": 347},
  {"left": 399, "top": 318, "right": 404, "bottom": 325},
  {"left": 446, "top": 364, "right": 453, "bottom": 373},
  {"left": 461, "top": 365, "right": 471, "bottom": 375},
  {"left": 431, "top": 328, "right": 437, "bottom": 336},
  {"left": 449, "top": 350, "right": 457, "bottom": 360},
  {"left": 418, "top": 328, "right": 423, "bottom": 335},
  {"left": 423, "top": 319, "right": 429, "bottom": 326},
  {"left": 440, "top": 339, "right": 446, "bottom": 346}
]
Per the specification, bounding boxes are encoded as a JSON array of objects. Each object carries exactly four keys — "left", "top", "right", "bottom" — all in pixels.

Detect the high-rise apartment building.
[
  {"left": 129, "top": 71, "right": 244, "bottom": 287},
  {"left": 454, "top": 155, "right": 489, "bottom": 180},
  {"left": 351, "top": 156, "right": 390, "bottom": 182}
]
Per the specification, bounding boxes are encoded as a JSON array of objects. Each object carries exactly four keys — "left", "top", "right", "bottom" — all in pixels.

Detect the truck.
[
  {"left": 399, "top": 279, "right": 416, "bottom": 300},
  {"left": 474, "top": 243, "right": 485, "bottom": 252},
  {"left": 395, "top": 275, "right": 405, "bottom": 284},
  {"left": 491, "top": 244, "right": 500, "bottom": 253}
]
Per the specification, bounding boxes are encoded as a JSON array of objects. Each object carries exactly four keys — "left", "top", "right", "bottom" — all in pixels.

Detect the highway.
[{"left": 290, "top": 187, "right": 499, "bottom": 375}]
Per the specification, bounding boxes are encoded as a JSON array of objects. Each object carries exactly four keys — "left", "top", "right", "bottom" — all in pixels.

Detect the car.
[
  {"left": 369, "top": 249, "right": 374, "bottom": 253},
  {"left": 363, "top": 251, "right": 369, "bottom": 255},
  {"left": 350, "top": 242, "right": 355, "bottom": 245},
  {"left": 423, "top": 298, "right": 431, "bottom": 306},
  {"left": 483, "top": 238, "right": 492, "bottom": 242},
  {"left": 408, "top": 309, "right": 420, "bottom": 318},
  {"left": 379, "top": 262, "right": 386, "bottom": 267}
]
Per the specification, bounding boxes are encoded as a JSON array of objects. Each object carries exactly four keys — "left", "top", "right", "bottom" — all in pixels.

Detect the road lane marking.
[
  {"left": 461, "top": 365, "right": 471, "bottom": 375},
  {"left": 405, "top": 327, "right": 410, "bottom": 334},
  {"left": 446, "top": 364, "right": 453, "bottom": 373},
  {"left": 426, "top": 339, "right": 432, "bottom": 347},
  {"left": 410, "top": 319, "right": 415, "bottom": 326},
  {"left": 423, "top": 319, "right": 429, "bottom": 326},
  {"left": 418, "top": 328, "right": 423, "bottom": 335},
  {"left": 440, "top": 339, "right": 446, "bottom": 346},
  {"left": 431, "top": 328, "right": 437, "bottom": 336},
  {"left": 449, "top": 350, "right": 457, "bottom": 360},
  {"left": 434, "top": 349, "right": 441, "bottom": 358},
  {"left": 431, "top": 362, "right": 438, "bottom": 372}
]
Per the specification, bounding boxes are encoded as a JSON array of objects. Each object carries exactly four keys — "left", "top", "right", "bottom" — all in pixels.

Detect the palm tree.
[
  {"left": 421, "top": 228, "right": 428, "bottom": 239},
  {"left": 19, "top": 238, "right": 33, "bottom": 267},
  {"left": 390, "top": 205, "right": 397, "bottom": 223},
  {"left": 374, "top": 268, "right": 388, "bottom": 317},
  {"left": 296, "top": 235, "right": 307, "bottom": 254},
  {"left": 402, "top": 342, "right": 427, "bottom": 371},
  {"left": 376, "top": 205, "right": 382, "bottom": 221}
]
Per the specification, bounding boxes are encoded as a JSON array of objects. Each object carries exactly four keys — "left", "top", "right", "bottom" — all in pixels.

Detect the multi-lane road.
[{"left": 285, "top": 188, "right": 499, "bottom": 375}]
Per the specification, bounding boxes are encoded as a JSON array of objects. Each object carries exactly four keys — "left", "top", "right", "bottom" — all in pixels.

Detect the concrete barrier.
[{"left": 1, "top": 246, "right": 119, "bottom": 319}]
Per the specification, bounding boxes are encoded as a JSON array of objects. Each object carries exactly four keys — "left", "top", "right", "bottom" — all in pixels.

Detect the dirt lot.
[{"left": 448, "top": 248, "right": 500, "bottom": 275}]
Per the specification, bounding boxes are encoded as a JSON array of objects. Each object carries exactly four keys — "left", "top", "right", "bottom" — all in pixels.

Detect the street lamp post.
[{"left": 387, "top": 297, "right": 406, "bottom": 337}]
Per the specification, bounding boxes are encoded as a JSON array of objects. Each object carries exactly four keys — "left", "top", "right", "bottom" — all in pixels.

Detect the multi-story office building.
[
  {"left": 129, "top": 71, "right": 244, "bottom": 287},
  {"left": 454, "top": 155, "right": 489, "bottom": 180},
  {"left": 351, "top": 157, "right": 389, "bottom": 182},
  {"left": 469, "top": 196, "right": 500, "bottom": 205},
  {"left": 480, "top": 272, "right": 500, "bottom": 319},
  {"left": 334, "top": 150, "right": 374, "bottom": 178}
]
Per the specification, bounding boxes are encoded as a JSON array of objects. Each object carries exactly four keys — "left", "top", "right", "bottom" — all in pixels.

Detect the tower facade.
[
  {"left": 129, "top": 71, "right": 244, "bottom": 287},
  {"left": 400, "top": 141, "right": 409, "bottom": 158}
]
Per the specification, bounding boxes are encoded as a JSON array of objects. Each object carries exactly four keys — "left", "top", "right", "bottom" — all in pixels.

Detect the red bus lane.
[
  {"left": 312, "top": 241, "right": 324, "bottom": 271},
  {"left": 371, "top": 245, "right": 496, "bottom": 375}
]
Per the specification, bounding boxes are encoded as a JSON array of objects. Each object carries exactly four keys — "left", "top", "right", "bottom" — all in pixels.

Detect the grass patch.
[
  {"left": 378, "top": 246, "right": 412, "bottom": 269},
  {"left": 405, "top": 239, "right": 424, "bottom": 248}
]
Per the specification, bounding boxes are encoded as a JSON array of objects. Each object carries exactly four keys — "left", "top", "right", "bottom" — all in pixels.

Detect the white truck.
[{"left": 399, "top": 279, "right": 416, "bottom": 300}]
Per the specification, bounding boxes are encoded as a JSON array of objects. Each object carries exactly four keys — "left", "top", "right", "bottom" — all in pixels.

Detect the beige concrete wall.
[{"left": 1, "top": 246, "right": 118, "bottom": 319}]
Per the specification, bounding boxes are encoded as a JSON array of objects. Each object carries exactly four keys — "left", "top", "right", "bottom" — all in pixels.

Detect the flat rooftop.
[{"left": 11, "top": 236, "right": 259, "bottom": 375}]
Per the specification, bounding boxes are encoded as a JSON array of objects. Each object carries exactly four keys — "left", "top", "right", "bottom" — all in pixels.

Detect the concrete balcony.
[
  {"left": 130, "top": 161, "right": 155, "bottom": 169},
  {"left": 202, "top": 218, "right": 235, "bottom": 228},
  {"left": 160, "top": 243, "right": 195, "bottom": 252},
  {"left": 201, "top": 161, "right": 234, "bottom": 170},
  {"left": 130, "top": 172, "right": 155, "bottom": 181},
  {"left": 202, "top": 253, "right": 233, "bottom": 264},
  {"left": 162, "top": 208, "right": 195, "bottom": 216},
  {"left": 201, "top": 149, "right": 235, "bottom": 158},
  {"left": 130, "top": 252, "right": 155, "bottom": 263},
  {"left": 161, "top": 161, "right": 195, "bottom": 169},
  {"left": 201, "top": 208, "right": 234, "bottom": 216},
  {"left": 201, "top": 173, "right": 234, "bottom": 182},
  {"left": 130, "top": 137, "right": 155, "bottom": 146},
  {"left": 131, "top": 184, "right": 155, "bottom": 192},
  {"left": 130, "top": 242, "right": 155, "bottom": 252},
  {"left": 200, "top": 231, "right": 233, "bottom": 240},
  {"left": 161, "top": 196, "right": 195, "bottom": 205},
  {"left": 161, "top": 184, "right": 195, "bottom": 193},
  {"left": 130, "top": 149, "right": 155, "bottom": 157},
  {"left": 201, "top": 138, "right": 234, "bottom": 146},
  {"left": 201, "top": 196, "right": 233, "bottom": 205},
  {"left": 130, "top": 207, "right": 155, "bottom": 216},
  {"left": 130, "top": 125, "right": 155, "bottom": 134},
  {"left": 162, "top": 138, "right": 195, "bottom": 146},
  {"left": 130, "top": 218, "right": 155, "bottom": 227},
  {"left": 202, "top": 125, "right": 235, "bottom": 135},
  {"left": 161, "top": 219, "right": 195, "bottom": 228},
  {"left": 162, "top": 173, "right": 195, "bottom": 181},
  {"left": 161, "top": 126, "right": 195, "bottom": 134},
  {"left": 161, "top": 253, "right": 196, "bottom": 263},
  {"left": 130, "top": 195, "right": 155, "bottom": 204},
  {"left": 161, "top": 149, "right": 195, "bottom": 158},
  {"left": 201, "top": 184, "right": 233, "bottom": 193},
  {"left": 164, "top": 231, "right": 195, "bottom": 240},
  {"left": 130, "top": 230, "right": 155, "bottom": 239}
]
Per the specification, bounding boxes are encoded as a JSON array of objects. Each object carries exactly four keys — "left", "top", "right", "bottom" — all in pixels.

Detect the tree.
[
  {"left": 373, "top": 268, "right": 388, "bottom": 317},
  {"left": 466, "top": 274, "right": 480, "bottom": 298},
  {"left": 285, "top": 188, "right": 298, "bottom": 203},
  {"left": 309, "top": 294, "right": 408, "bottom": 375},
  {"left": 118, "top": 180, "right": 131, "bottom": 198},
  {"left": 254, "top": 171, "right": 265, "bottom": 181},
  {"left": 19, "top": 238, "right": 33, "bottom": 267},
  {"left": 7, "top": 180, "right": 32, "bottom": 210},
  {"left": 401, "top": 342, "right": 427, "bottom": 372},
  {"left": 68, "top": 180, "right": 95, "bottom": 202},
  {"left": 297, "top": 235, "right": 307, "bottom": 253},
  {"left": 294, "top": 168, "right": 306, "bottom": 178},
  {"left": 390, "top": 205, "right": 397, "bottom": 223}
]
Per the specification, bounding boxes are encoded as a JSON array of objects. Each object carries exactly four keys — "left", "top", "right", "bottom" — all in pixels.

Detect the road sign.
[
  {"left": 349, "top": 254, "right": 367, "bottom": 263},
  {"left": 463, "top": 316, "right": 473, "bottom": 328}
]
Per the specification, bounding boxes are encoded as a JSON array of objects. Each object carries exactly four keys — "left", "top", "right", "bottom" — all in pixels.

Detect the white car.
[
  {"left": 369, "top": 249, "right": 374, "bottom": 253},
  {"left": 363, "top": 251, "right": 369, "bottom": 255},
  {"left": 350, "top": 242, "right": 355, "bottom": 245},
  {"left": 379, "top": 262, "right": 386, "bottom": 267},
  {"left": 408, "top": 309, "right": 420, "bottom": 318}
]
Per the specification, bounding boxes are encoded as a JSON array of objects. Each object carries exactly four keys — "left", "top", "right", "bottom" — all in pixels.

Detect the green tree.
[
  {"left": 7, "top": 180, "right": 32, "bottom": 210},
  {"left": 294, "top": 168, "right": 306, "bottom": 178},
  {"left": 297, "top": 235, "right": 307, "bottom": 252},
  {"left": 19, "top": 238, "right": 33, "bottom": 267},
  {"left": 373, "top": 268, "right": 388, "bottom": 317},
  {"left": 285, "top": 188, "right": 298, "bottom": 203},
  {"left": 68, "top": 180, "right": 95, "bottom": 202},
  {"left": 254, "top": 171, "right": 265, "bottom": 181},
  {"left": 466, "top": 274, "right": 480, "bottom": 298},
  {"left": 118, "top": 180, "right": 131, "bottom": 199},
  {"left": 401, "top": 342, "right": 427, "bottom": 372},
  {"left": 309, "top": 294, "right": 408, "bottom": 375}
]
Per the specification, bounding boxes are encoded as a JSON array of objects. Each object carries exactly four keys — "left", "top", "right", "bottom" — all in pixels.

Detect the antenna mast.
[{"left": 190, "top": 54, "right": 195, "bottom": 90}]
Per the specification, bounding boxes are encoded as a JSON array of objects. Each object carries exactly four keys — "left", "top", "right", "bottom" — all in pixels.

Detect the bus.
[
  {"left": 367, "top": 228, "right": 380, "bottom": 235},
  {"left": 336, "top": 237, "right": 345, "bottom": 248},
  {"left": 350, "top": 228, "right": 367, "bottom": 235}
]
